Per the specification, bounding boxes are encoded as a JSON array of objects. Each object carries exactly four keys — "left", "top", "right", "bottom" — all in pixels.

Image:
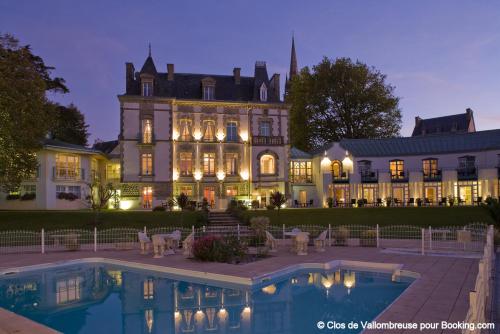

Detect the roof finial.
[{"left": 148, "top": 43, "right": 151, "bottom": 57}]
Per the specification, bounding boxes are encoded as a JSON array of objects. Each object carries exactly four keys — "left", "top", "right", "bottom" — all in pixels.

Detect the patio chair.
[
  {"left": 408, "top": 198, "right": 414, "bottom": 206},
  {"left": 424, "top": 198, "right": 431, "bottom": 206},
  {"left": 314, "top": 230, "right": 328, "bottom": 252},
  {"left": 182, "top": 232, "right": 195, "bottom": 258},
  {"left": 170, "top": 230, "right": 182, "bottom": 249},
  {"left": 138, "top": 232, "right": 151, "bottom": 255},
  {"left": 294, "top": 199, "right": 299, "bottom": 208},
  {"left": 265, "top": 231, "right": 278, "bottom": 252},
  {"left": 295, "top": 232, "right": 309, "bottom": 256},
  {"left": 152, "top": 234, "right": 166, "bottom": 258},
  {"left": 350, "top": 199, "right": 356, "bottom": 207},
  {"left": 376, "top": 198, "right": 382, "bottom": 207},
  {"left": 308, "top": 199, "right": 314, "bottom": 207},
  {"left": 440, "top": 197, "right": 447, "bottom": 206}
]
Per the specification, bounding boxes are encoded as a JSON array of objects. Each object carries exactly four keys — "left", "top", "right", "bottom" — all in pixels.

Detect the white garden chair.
[
  {"left": 295, "top": 232, "right": 309, "bottom": 256},
  {"left": 182, "top": 232, "right": 195, "bottom": 258},
  {"left": 265, "top": 231, "right": 278, "bottom": 252},
  {"left": 152, "top": 234, "right": 166, "bottom": 258},
  {"left": 314, "top": 230, "right": 328, "bottom": 252},
  {"left": 138, "top": 232, "right": 151, "bottom": 255}
]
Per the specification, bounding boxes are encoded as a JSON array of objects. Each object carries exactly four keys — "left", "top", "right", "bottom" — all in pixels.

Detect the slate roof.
[
  {"left": 290, "top": 147, "right": 312, "bottom": 159},
  {"left": 337, "top": 129, "right": 500, "bottom": 157},
  {"left": 43, "top": 139, "right": 101, "bottom": 154},
  {"left": 412, "top": 110, "right": 474, "bottom": 136},
  {"left": 125, "top": 57, "right": 281, "bottom": 103},
  {"left": 92, "top": 140, "right": 119, "bottom": 154}
]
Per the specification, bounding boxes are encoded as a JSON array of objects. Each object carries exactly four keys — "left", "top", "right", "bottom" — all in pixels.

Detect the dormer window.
[
  {"left": 260, "top": 83, "right": 267, "bottom": 102},
  {"left": 201, "top": 77, "right": 216, "bottom": 100},
  {"left": 142, "top": 82, "right": 153, "bottom": 97}
]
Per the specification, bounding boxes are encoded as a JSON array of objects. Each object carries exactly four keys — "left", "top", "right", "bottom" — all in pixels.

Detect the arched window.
[
  {"left": 260, "top": 83, "right": 267, "bottom": 102},
  {"left": 260, "top": 154, "right": 275, "bottom": 174},
  {"left": 142, "top": 119, "right": 153, "bottom": 144},
  {"left": 331, "top": 161, "right": 342, "bottom": 178}
]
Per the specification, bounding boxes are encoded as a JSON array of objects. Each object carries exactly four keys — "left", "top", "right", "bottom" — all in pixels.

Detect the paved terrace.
[{"left": 0, "top": 247, "right": 479, "bottom": 334}]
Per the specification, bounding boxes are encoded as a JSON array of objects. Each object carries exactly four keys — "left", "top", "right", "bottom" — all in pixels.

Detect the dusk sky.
[{"left": 1, "top": 1, "right": 499, "bottom": 143}]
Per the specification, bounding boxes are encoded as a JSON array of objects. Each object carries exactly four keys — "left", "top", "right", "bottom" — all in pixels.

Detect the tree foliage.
[
  {"left": 287, "top": 57, "right": 402, "bottom": 152},
  {"left": 0, "top": 34, "right": 67, "bottom": 191},
  {"left": 50, "top": 103, "right": 90, "bottom": 146}
]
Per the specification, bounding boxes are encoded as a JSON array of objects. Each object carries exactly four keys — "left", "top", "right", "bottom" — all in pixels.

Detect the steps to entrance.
[{"left": 204, "top": 211, "right": 251, "bottom": 236}]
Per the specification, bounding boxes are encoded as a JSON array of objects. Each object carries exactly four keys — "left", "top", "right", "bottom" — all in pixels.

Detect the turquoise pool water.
[{"left": 0, "top": 263, "right": 413, "bottom": 334}]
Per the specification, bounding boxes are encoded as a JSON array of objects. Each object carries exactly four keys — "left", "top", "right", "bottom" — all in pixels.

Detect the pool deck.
[{"left": 0, "top": 247, "right": 479, "bottom": 334}]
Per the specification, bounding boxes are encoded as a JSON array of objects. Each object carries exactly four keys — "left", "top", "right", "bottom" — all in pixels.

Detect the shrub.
[
  {"left": 357, "top": 199, "right": 364, "bottom": 207},
  {"left": 327, "top": 197, "right": 334, "bottom": 208},
  {"left": 334, "top": 227, "right": 350, "bottom": 246},
  {"left": 57, "top": 192, "right": 78, "bottom": 201},
  {"left": 193, "top": 235, "right": 246, "bottom": 263},
  {"left": 20, "top": 193, "right": 36, "bottom": 201},
  {"left": 250, "top": 216, "right": 270, "bottom": 245},
  {"left": 266, "top": 204, "right": 275, "bottom": 210},
  {"left": 251, "top": 200, "right": 260, "bottom": 210},
  {"left": 385, "top": 197, "right": 393, "bottom": 207},
  {"left": 6, "top": 194, "right": 20, "bottom": 200},
  {"left": 360, "top": 229, "right": 377, "bottom": 247},
  {"left": 152, "top": 206, "right": 166, "bottom": 212}
]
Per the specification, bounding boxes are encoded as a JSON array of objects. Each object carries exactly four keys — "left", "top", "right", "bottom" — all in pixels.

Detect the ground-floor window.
[
  {"left": 391, "top": 184, "right": 408, "bottom": 206},
  {"left": 142, "top": 186, "right": 153, "bottom": 209},
  {"left": 56, "top": 185, "right": 81, "bottom": 199},
  {"left": 56, "top": 277, "right": 82, "bottom": 304},
  {"left": 423, "top": 182, "right": 441, "bottom": 204},
  {"left": 333, "top": 185, "right": 350, "bottom": 206},
  {"left": 361, "top": 184, "right": 379, "bottom": 205},
  {"left": 299, "top": 190, "right": 307, "bottom": 206},
  {"left": 454, "top": 181, "right": 479, "bottom": 205},
  {"left": 179, "top": 185, "right": 193, "bottom": 197},
  {"left": 225, "top": 185, "right": 238, "bottom": 197},
  {"left": 203, "top": 186, "right": 215, "bottom": 206},
  {"left": 21, "top": 184, "right": 36, "bottom": 194}
]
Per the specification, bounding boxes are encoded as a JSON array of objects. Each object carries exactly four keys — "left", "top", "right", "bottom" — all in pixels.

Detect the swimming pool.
[{"left": 0, "top": 261, "right": 414, "bottom": 334}]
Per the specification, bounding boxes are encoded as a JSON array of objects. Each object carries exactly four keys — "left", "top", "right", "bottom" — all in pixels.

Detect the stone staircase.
[{"left": 205, "top": 211, "right": 251, "bottom": 236}]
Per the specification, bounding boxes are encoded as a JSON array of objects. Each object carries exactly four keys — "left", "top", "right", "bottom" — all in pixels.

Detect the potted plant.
[
  {"left": 327, "top": 197, "right": 334, "bottom": 208},
  {"left": 385, "top": 197, "right": 393, "bottom": 207},
  {"left": 357, "top": 199, "right": 365, "bottom": 207},
  {"left": 251, "top": 200, "right": 260, "bottom": 210},
  {"left": 448, "top": 195, "right": 455, "bottom": 207},
  {"left": 416, "top": 198, "right": 423, "bottom": 207},
  {"left": 270, "top": 191, "right": 286, "bottom": 223},
  {"left": 334, "top": 227, "right": 350, "bottom": 246},
  {"left": 248, "top": 216, "right": 270, "bottom": 256}
]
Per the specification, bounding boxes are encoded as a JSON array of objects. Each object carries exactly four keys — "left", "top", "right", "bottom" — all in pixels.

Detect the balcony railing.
[
  {"left": 360, "top": 171, "right": 378, "bottom": 183},
  {"left": 251, "top": 136, "right": 283, "bottom": 146},
  {"left": 457, "top": 167, "right": 478, "bottom": 180},
  {"left": 423, "top": 169, "right": 442, "bottom": 182},
  {"left": 53, "top": 167, "right": 84, "bottom": 181},
  {"left": 390, "top": 170, "right": 409, "bottom": 183},
  {"left": 290, "top": 175, "right": 313, "bottom": 184},
  {"left": 332, "top": 172, "right": 349, "bottom": 183}
]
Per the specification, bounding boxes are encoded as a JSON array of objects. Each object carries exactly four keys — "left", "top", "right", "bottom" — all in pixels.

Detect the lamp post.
[{"left": 194, "top": 170, "right": 202, "bottom": 202}]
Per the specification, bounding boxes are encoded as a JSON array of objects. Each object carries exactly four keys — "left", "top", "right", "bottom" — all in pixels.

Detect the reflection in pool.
[{"left": 0, "top": 263, "right": 413, "bottom": 334}]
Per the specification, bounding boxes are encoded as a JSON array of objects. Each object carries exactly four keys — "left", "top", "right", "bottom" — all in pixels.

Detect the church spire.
[
  {"left": 148, "top": 43, "right": 151, "bottom": 57},
  {"left": 289, "top": 35, "right": 298, "bottom": 80}
]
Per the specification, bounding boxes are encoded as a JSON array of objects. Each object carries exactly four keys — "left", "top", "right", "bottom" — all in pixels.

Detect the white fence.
[
  {"left": 0, "top": 223, "right": 489, "bottom": 255},
  {"left": 463, "top": 225, "right": 495, "bottom": 334}
]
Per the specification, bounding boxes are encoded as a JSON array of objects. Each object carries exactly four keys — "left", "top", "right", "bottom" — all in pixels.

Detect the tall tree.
[
  {"left": 0, "top": 33, "right": 68, "bottom": 191},
  {"left": 288, "top": 57, "right": 402, "bottom": 152},
  {"left": 50, "top": 103, "right": 90, "bottom": 146}
]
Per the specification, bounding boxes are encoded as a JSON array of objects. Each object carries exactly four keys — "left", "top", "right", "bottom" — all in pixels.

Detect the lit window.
[
  {"left": 142, "top": 82, "right": 153, "bottom": 97},
  {"left": 259, "top": 121, "right": 271, "bottom": 136},
  {"left": 179, "top": 152, "right": 193, "bottom": 176},
  {"left": 142, "top": 187, "right": 153, "bottom": 209},
  {"left": 458, "top": 156, "right": 475, "bottom": 170},
  {"left": 289, "top": 161, "right": 312, "bottom": 183},
  {"left": 143, "top": 278, "right": 154, "bottom": 299},
  {"left": 203, "top": 86, "right": 215, "bottom": 100},
  {"left": 422, "top": 158, "right": 438, "bottom": 177},
  {"left": 226, "top": 121, "right": 238, "bottom": 142},
  {"left": 260, "top": 154, "right": 275, "bottom": 174},
  {"left": 56, "top": 277, "right": 82, "bottom": 304},
  {"left": 203, "top": 120, "right": 215, "bottom": 141},
  {"left": 142, "top": 119, "right": 153, "bottom": 144},
  {"left": 179, "top": 119, "right": 192, "bottom": 141},
  {"left": 260, "top": 83, "right": 267, "bottom": 101},
  {"left": 179, "top": 186, "right": 193, "bottom": 196},
  {"left": 22, "top": 184, "right": 36, "bottom": 195},
  {"left": 106, "top": 164, "right": 121, "bottom": 180},
  {"left": 225, "top": 153, "right": 238, "bottom": 175},
  {"left": 226, "top": 186, "right": 238, "bottom": 197},
  {"left": 331, "top": 161, "right": 342, "bottom": 178},
  {"left": 203, "top": 153, "right": 216, "bottom": 176},
  {"left": 55, "top": 154, "right": 80, "bottom": 179},
  {"left": 390, "top": 160, "right": 405, "bottom": 179},
  {"left": 141, "top": 153, "right": 153, "bottom": 176}
]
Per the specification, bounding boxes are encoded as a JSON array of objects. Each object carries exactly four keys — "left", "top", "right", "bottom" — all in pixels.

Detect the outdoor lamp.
[
  {"left": 194, "top": 170, "right": 203, "bottom": 181},
  {"left": 216, "top": 170, "right": 225, "bottom": 181}
]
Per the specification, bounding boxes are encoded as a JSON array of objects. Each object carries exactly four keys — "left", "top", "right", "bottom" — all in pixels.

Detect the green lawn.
[
  {"left": 0, "top": 210, "right": 205, "bottom": 231},
  {"left": 242, "top": 206, "right": 494, "bottom": 227},
  {"left": 0, "top": 206, "right": 494, "bottom": 231}
]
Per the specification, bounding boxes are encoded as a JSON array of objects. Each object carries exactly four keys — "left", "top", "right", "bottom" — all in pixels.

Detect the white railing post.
[
  {"left": 237, "top": 224, "right": 240, "bottom": 240},
  {"left": 144, "top": 226, "right": 147, "bottom": 234},
  {"left": 203, "top": 226, "right": 206, "bottom": 233},
  {"left": 328, "top": 224, "right": 332, "bottom": 246},
  {"left": 282, "top": 224, "right": 285, "bottom": 241},
  {"left": 376, "top": 224, "right": 380, "bottom": 248},
  {"left": 421, "top": 228, "right": 425, "bottom": 255},
  {"left": 192, "top": 225, "right": 195, "bottom": 235},
  {"left": 41, "top": 228, "right": 45, "bottom": 254},
  {"left": 94, "top": 227, "right": 97, "bottom": 252},
  {"left": 429, "top": 226, "right": 432, "bottom": 250}
]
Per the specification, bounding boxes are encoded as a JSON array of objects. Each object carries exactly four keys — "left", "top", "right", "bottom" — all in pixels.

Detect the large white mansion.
[{"left": 1, "top": 42, "right": 500, "bottom": 210}]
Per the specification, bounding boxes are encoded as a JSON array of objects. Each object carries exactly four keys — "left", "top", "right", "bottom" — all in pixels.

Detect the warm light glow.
[
  {"left": 193, "top": 131, "right": 202, "bottom": 141},
  {"left": 243, "top": 306, "right": 251, "bottom": 313},
  {"left": 216, "top": 170, "right": 226, "bottom": 181},
  {"left": 321, "top": 274, "right": 335, "bottom": 289},
  {"left": 219, "top": 308, "right": 227, "bottom": 315},
  {"left": 194, "top": 170, "right": 203, "bottom": 181},
  {"left": 342, "top": 155, "right": 353, "bottom": 173},
  {"left": 281, "top": 203, "right": 286, "bottom": 209},
  {"left": 261, "top": 284, "right": 277, "bottom": 295},
  {"left": 216, "top": 131, "right": 225, "bottom": 141},
  {"left": 344, "top": 272, "right": 356, "bottom": 291},
  {"left": 172, "top": 170, "right": 179, "bottom": 181},
  {"left": 174, "top": 311, "right": 181, "bottom": 319},
  {"left": 119, "top": 200, "right": 134, "bottom": 210},
  {"left": 291, "top": 277, "right": 298, "bottom": 284},
  {"left": 321, "top": 151, "right": 331, "bottom": 170},
  {"left": 172, "top": 130, "right": 179, "bottom": 141},
  {"left": 196, "top": 309, "right": 204, "bottom": 315},
  {"left": 240, "top": 170, "right": 249, "bottom": 181},
  {"left": 240, "top": 131, "right": 249, "bottom": 142}
]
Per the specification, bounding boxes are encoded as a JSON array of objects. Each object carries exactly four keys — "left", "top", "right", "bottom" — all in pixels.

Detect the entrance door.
[
  {"left": 203, "top": 187, "right": 216, "bottom": 208},
  {"left": 459, "top": 186, "right": 473, "bottom": 205},
  {"left": 393, "top": 187, "right": 404, "bottom": 205},
  {"left": 363, "top": 188, "right": 374, "bottom": 204},
  {"left": 334, "top": 188, "right": 345, "bottom": 205},
  {"left": 424, "top": 187, "right": 437, "bottom": 204},
  {"left": 299, "top": 190, "right": 307, "bottom": 207},
  {"left": 142, "top": 186, "right": 153, "bottom": 209}
]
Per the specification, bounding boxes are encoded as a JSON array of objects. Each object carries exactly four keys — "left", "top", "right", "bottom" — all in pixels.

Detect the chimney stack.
[
  {"left": 270, "top": 73, "right": 280, "bottom": 101},
  {"left": 415, "top": 116, "right": 422, "bottom": 126},
  {"left": 125, "top": 62, "right": 135, "bottom": 94},
  {"left": 233, "top": 67, "right": 241, "bottom": 84},
  {"left": 167, "top": 64, "right": 174, "bottom": 81}
]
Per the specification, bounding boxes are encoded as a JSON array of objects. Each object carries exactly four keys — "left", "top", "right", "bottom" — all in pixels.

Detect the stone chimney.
[
  {"left": 270, "top": 73, "right": 280, "bottom": 101},
  {"left": 415, "top": 116, "right": 422, "bottom": 126},
  {"left": 167, "top": 64, "right": 174, "bottom": 81},
  {"left": 233, "top": 67, "right": 241, "bottom": 84},
  {"left": 125, "top": 62, "right": 135, "bottom": 94}
]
